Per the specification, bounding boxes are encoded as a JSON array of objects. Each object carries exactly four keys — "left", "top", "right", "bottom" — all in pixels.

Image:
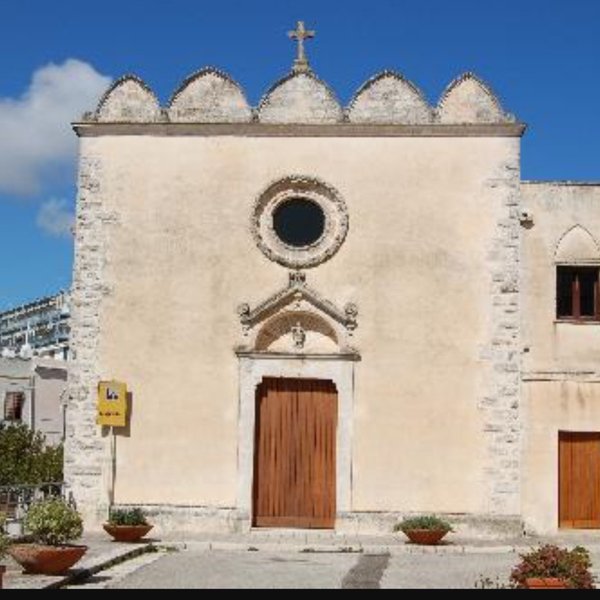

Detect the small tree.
[
  {"left": 0, "top": 424, "right": 63, "bottom": 486},
  {"left": 25, "top": 499, "right": 83, "bottom": 546}
]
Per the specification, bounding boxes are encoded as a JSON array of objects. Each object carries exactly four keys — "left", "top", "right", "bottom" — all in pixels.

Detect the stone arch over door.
[
  {"left": 235, "top": 272, "right": 359, "bottom": 529},
  {"left": 255, "top": 310, "right": 340, "bottom": 353}
]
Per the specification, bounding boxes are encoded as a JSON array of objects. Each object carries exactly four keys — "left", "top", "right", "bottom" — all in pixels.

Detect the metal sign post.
[{"left": 97, "top": 382, "right": 128, "bottom": 512}]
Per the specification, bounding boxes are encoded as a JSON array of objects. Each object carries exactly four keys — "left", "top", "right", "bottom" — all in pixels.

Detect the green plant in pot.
[
  {"left": 510, "top": 544, "right": 594, "bottom": 589},
  {"left": 0, "top": 514, "right": 9, "bottom": 589},
  {"left": 394, "top": 515, "right": 453, "bottom": 546},
  {"left": 8, "top": 498, "right": 87, "bottom": 576},
  {"left": 104, "top": 508, "right": 153, "bottom": 543}
]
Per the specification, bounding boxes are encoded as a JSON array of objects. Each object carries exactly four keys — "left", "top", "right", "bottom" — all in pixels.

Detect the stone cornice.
[
  {"left": 235, "top": 351, "right": 362, "bottom": 362},
  {"left": 73, "top": 122, "right": 527, "bottom": 138}
]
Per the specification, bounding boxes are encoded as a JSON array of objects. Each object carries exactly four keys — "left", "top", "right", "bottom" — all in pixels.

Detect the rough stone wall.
[
  {"left": 479, "top": 152, "right": 522, "bottom": 515},
  {"left": 169, "top": 69, "right": 252, "bottom": 123},
  {"left": 64, "top": 146, "right": 110, "bottom": 525},
  {"left": 348, "top": 72, "right": 433, "bottom": 124}
]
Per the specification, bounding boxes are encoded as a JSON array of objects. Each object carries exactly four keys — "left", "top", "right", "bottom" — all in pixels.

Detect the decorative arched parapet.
[
  {"left": 257, "top": 72, "right": 344, "bottom": 124},
  {"left": 168, "top": 67, "right": 252, "bottom": 123},
  {"left": 237, "top": 272, "right": 358, "bottom": 355},
  {"left": 347, "top": 71, "right": 433, "bottom": 124},
  {"left": 555, "top": 225, "right": 600, "bottom": 265},
  {"left": 95, "top": 75, "right": 162, "bottom": 123},
  {"left": 438, "top": 72, "right": 513, "bottom": 124}
]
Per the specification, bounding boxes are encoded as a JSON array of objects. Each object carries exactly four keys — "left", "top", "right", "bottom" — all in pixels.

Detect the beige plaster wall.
[
  {"left": 522, "top": 183, "right": 600, "bottom": 372},
  {"left": 88, "top": 134, "right": 518, "bottom": 514},
  {"left": 522, "top": 380, "right": 600, "bottom": 534},
  {"left": 521, "top": 183, "right": 600, "bottom": 532}
]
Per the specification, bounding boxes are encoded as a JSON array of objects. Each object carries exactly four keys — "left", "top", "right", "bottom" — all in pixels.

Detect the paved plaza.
[{"left": 6, "top": 531, "right": 600, "bottom": 589}]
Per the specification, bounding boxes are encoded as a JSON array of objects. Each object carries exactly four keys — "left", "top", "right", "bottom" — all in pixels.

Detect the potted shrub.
[
  {"left": 510, "top": 544, "right": 594, "bottom": 589},
  {"left": 394, "top": 515, "right": 453, "bottom": 545},
  {"left": 8, "top": 498, "right": 86, "bottom": 576},
  {"left": 103, "top": 508, "right": 153, "bottom": 543},
  {"left": 0, "top": 514, "right": 9, "bottom": 589}
]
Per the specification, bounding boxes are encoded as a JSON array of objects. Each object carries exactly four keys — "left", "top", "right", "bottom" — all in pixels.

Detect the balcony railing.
[{"left": 0, "top": 482, "right": 65, "bottom": 521}]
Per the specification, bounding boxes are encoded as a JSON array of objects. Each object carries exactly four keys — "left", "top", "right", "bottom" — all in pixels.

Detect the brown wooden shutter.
[{"left": 4, "top": 392, "right": 24, "bottom": 422}]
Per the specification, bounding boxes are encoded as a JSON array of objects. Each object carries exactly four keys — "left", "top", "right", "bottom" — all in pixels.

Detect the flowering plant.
[{"left": 510, "top": 545, "right": 594, "bottom": 589}]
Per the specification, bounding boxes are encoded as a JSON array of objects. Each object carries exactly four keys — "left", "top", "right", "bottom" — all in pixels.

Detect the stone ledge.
[{"left": 73, "top": 122, "right": 527, "bottom": 138}]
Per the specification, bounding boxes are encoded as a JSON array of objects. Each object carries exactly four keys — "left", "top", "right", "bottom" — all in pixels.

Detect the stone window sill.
[{"left": 555, "top": 320, "right": 600, "bottom": 326}]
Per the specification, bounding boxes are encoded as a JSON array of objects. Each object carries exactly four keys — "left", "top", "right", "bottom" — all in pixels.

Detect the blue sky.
[{"left": 0, "top": 0, "right": 599, "bottom": 309}]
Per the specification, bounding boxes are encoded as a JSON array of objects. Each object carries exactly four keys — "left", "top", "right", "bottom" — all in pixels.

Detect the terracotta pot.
[
  {"left": 103, "top": 524, "right": 153, "bottom": 543},
  {"left": 403, "top": 529, "right": 449, "bottom": 545},
  {"left": 0, "top": 564, "right": 6, "bottom": 589},
  {"left": 8, "top": 544, "right": 87, "bottom": 575},
  {"left": 525, "top": 578, "right": 568, "bottom": 589}
]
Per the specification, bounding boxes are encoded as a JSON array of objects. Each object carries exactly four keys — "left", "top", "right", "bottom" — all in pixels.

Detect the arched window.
[
  {"left": 557, "top": 267, "right": 599, "bottom": 321},
  {"left": 555, "top": 226, "right": 600, "bottom": 322},
  {"left": 4, "top": 392, "right": 25, "bottom": 422}
]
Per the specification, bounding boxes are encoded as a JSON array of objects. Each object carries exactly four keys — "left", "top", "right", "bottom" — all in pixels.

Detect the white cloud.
[
  {"left": 0, "top": 60, "right": 111, "bottom": 196},
  {"left": 36, "top": 198, "right": 75, "bottom": 239}
]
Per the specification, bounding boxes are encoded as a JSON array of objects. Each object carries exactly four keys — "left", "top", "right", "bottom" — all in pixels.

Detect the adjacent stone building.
[{"left": 66, "top": 26, "right": 600, "bottom": 536}]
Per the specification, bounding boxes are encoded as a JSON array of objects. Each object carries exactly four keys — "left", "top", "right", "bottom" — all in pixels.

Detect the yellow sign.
[{"left": 97, "top": 381, "right": 128, "bottom": 427}]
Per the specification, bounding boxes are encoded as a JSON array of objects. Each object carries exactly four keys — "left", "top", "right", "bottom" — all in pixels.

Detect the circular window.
[
  {"left": 252, "top": 176, "right": 349, "bottom": 269},
  {"left": 273, "top": 198, "right": 325, "bottom": 248}
]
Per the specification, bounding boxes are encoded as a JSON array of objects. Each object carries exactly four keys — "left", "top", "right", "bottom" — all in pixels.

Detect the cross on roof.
[{"left": 288, "top": 21, "right": 315, "bottom": 74}]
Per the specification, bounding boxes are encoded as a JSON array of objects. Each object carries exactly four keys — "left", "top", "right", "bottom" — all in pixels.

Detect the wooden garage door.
[
  {"left": 253, "top": 378, "right": 338, "bottom": 529},
  {"left": 559, "top": 432, "right": 600, "bottom": 529}
]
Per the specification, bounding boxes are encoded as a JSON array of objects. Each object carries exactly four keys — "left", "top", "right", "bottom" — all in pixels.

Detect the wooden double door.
[
  {"left": 253, "top": 378, "right": 338, "bottom": 529},
  {"left": 559, "top": 432, "right": 600, "bottom": 529}
]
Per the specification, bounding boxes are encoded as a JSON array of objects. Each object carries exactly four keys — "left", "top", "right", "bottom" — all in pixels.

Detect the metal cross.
[{"left": 288, "top": 21, "right": 315, "bottom": 73}]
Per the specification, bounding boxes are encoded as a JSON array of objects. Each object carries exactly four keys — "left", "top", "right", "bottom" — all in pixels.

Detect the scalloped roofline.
[
  {"left": 168, "top": 66, "right": 251, "bottom": 108},
  {"left": 438, "top": 71, "right": 504, "bottom": 112},
  {"left": 347, "top": 70, "right": 431, "bottom": 113},
  {"left": 256, "top": 70, "right": 343, "bottom": 117},
  {"left": 95, "top": 74, "right": 159, "bottom": 116}
]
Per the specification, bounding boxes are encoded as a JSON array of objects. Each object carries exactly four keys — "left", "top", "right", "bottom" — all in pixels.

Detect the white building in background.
[
  {"left": 0, "top": 291, "right": 71, "bottom": 362},
  {"left": 0, "top": 357, "right": 67, "bottom": 446}
]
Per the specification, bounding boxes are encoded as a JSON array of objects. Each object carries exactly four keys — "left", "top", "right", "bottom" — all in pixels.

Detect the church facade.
[{"left": 66, "top": 28, "right": 600, "bottom": 536}]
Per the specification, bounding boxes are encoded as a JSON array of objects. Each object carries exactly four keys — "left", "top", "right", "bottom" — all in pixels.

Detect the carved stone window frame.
[{"left": 252, "top": 176, "right": 349, "bottom": 269}]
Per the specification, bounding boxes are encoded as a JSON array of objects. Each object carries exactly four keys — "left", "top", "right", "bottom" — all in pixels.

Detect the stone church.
[{"left": 66, "top": 24, "right": 600, "bottom": 536}]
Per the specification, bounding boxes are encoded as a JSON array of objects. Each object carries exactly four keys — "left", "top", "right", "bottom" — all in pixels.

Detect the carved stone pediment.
[{"left": 237, "top": 272, "right": 358, "bottom": 355}]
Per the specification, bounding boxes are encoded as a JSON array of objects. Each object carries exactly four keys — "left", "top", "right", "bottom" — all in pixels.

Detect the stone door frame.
[{"left": 236, "top": 352, "right": 358, "bottom": 528}]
